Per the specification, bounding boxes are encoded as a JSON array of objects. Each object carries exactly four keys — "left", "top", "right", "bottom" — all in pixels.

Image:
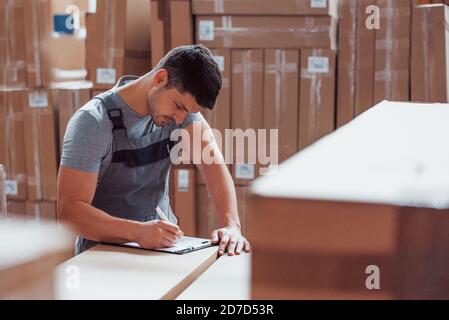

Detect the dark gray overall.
[{"left": 75, "top": 88, "right": 179, "bottom": 254}]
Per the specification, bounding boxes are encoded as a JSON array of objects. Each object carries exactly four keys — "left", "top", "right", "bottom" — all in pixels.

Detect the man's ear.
[{"left": 152, "top": 69, "right": 168, "bottom": 88}]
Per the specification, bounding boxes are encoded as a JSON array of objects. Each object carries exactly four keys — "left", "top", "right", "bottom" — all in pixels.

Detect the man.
[{"left": 58, "top": 45, "right": 251, "bottom": 256}]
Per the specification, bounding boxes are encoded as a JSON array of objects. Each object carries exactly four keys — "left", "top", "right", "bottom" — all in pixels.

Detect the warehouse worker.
[{"left": 57, "top": 45, "right": 251, "bottom": 256}]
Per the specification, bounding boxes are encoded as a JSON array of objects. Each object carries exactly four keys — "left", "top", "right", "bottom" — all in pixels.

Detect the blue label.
[{"left": 53, "top": 14, "right": 75, "bottom": 34}]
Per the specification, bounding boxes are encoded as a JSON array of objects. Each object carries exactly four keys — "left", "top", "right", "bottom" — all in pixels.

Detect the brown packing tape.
[
  {"left": 23, "top": 0, "right": 52, "bottom": 88},
  {"left": 192, "top": 0, "right": 338, "bottom": 16},
  {"left": 38, "top": 91, "right": 57, "bottom": 201},
  {"left": 264, "top": 49, "right": 299, "bottom": 163},
  {"left": 421, "top": 7, "right": 431, "bottom": 101},
  {"left": 336, "top": 0, "right": 358, "bottom": 127},
  {"left": 0, "top": 165, "right": 5, "bottom": 217},
  {"left": 23, "top": 90, "right": 43, "bottom": 200},
  {"left": 374, "top": 0, "right": 411, "bottom": 103},
  {"left": 7, "top": 90, "right": 27, "bottom": 200},
  {"left": 0, "top": 0, "right": 27, "bottom": 88},
  {"left": 0, "top": 92, "right": 9, "bottom": 185},
  {"left": 354, "top": 0, "right": 376, "bottom": 116},
  {"left": 196, "top": 15, "right": 337, "bottom": 49},
  {"left": 299, "top": 49, "right": 336, "bottom": 150},
  {"left": 219, "top": 16, "right": 332, "bottom": 48},
  {"left": 231, "top": 50, "right": 264, "bottom": 185}
]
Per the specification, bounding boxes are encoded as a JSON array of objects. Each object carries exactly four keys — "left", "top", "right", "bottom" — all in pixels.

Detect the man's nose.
[{"left": 173, "top": 112, "right": 187, "bottom": 125}]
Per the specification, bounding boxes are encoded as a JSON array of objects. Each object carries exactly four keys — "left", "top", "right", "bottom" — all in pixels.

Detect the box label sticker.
[
  {"left": 308, "top": 56, "right": 329, "bottom": 73},
  {"left": 87, "top": 0, "right": 97, "bottom": 13},
  {"left": 53, "top": 14, "right": 75, "bottom": 34},
  {"left": 235, "top": 164, "right": 255, "bottom": 180},
  {"left": 177, "top": 169, "right": 189, "bottom": 192},
  {"left": 5, "top": 180, "right": 18, "bottom": 196},
  {"left": 199, "top": 20, "right": 215, "bottom": 41},
  {"left": 311, "top": 0, "right": 327, "bottom": 8},
  {"left": 28, "top": 91, "right": 48, "bottom": 108},
  {"left": 96, "top": 68, "right": 116, "bottom": 84},
  {"left": 213, "top": 56, "right": 225, "bottom": 72}
]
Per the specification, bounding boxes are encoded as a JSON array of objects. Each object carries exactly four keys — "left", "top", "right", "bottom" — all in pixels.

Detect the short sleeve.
[{"left": 60, "top": 110, "right": 111, "bottom": 173}]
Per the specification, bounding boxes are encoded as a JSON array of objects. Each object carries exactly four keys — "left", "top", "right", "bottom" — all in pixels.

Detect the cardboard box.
[
  {"left": 173, "top": 167, "right": 197, "bottom": 236},
  {"left": 86, "top": 0, "right": 151, "bottom": 89},
  {"left": 195, "top": 15, "right": 337, "bottom": 49},
  {"left": 231, "top": 50, "right": 264, "bottom": 185},
  {"left": 124, "top": 0, "right": 152, "bottom": 75},
  {"left": 197, "top": 185, "right": 216, "bottom": 238},
  {"left": 46, "top": 0, "right": 88, "bottom": 84},
  {"left": 6, "top": 200, "right": 26, "bottom": 219},
  {"left": 264, "top": 49, "right": 299, "bottom": 164},
  {"left": 23, "top": 0, "right": 48, "bottom": 88},
  {"left": 298, "top": 49, "right": 336, "bottom": 151},
  {"left": 336, "top": 0, "right": 357, "bottom": 127},
  {"left": 198, "top": 185, "right": 248, "bottom": 238},
  {"left": 51, "top": 82, "right": 92, "bottom": 155},
  {"left": 86, "top": 0, "right": 126, "bottom": 89},
  {"left": 249, "top": 101, "right": 449, "bottom": 299},
  {"left": 26, "top": 201, "right": 57, "bottom": 221},
  {"left": 23, "top": 0, "right": 89, "bottom": 87},
  {"left": 0, "top": 0, "right": 27, "bottom": 88},
  {"left": 151, "top": 0, "right": 193, "bottom": 67},
  {"left": 374, "top": 0, "right": 411, "bottom": 104},
  {"left": 236, "top": 186, "right": 248, "bottom": 236},
  {"left": 22, "top": 89, "right": 58, "bottom": 201},
  {"left": 91, "top": 89, "right": 105, "bottom": 97},
  {"left": 0, "top": 90, "right": 27, "bottom": 200},
  {"left": 411, "top": 4, "right": 449, "bottom": 102},
  {"left": 192, "top": 0, "right": 338, "bottom": 16},
  {"left": 197, "top": 49, "right": 231, "bottom": 185},
  {"left": 354, "top": 0, "right": 376, "bottom": 116}
]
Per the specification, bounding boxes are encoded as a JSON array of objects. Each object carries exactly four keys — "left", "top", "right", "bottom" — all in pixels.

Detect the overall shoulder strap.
[{"left": 92, "top": 93, "right": 127, "bottom": 137}]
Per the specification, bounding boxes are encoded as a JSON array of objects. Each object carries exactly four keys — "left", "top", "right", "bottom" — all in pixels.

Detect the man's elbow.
[{"left": 57, "top": 197, "right": 73, "bottom": 224}]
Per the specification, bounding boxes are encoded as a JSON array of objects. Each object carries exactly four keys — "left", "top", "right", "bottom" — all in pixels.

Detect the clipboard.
[{"left": 108, "top": 236, "right": 213, "bottom": 255}]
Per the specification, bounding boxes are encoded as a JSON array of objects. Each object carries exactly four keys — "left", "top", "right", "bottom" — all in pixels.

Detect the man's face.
[{"left": 147, "top": 71, "right": 203, "bottom": 127}]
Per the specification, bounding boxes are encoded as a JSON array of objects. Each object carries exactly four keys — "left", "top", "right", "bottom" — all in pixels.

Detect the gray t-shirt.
[{"left": 61, "top": 81, "right": 203, "bottom": 182}]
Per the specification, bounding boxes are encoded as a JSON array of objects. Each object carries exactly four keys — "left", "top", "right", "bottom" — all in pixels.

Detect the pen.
[
  {"left": 156, "top": 206, "right": 183, "bottom": 243},
  {"left": 155, "top": 206, "right": 169, "bottom": 221}
]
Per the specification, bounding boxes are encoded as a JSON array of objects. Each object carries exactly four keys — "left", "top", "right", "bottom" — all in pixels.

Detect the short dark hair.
[{"left": 154, "top": 44, "right": 222, "bottom": 110}]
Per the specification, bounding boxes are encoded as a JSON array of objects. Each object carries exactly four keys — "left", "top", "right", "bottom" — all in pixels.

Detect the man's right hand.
[{"left": 135, "top": 220, "right": 184, "bottom": 249}]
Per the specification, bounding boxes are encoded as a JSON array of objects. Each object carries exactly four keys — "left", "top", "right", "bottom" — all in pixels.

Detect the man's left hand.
[{"left": 211, "top": 227, "right": 251, "bottom": 256}]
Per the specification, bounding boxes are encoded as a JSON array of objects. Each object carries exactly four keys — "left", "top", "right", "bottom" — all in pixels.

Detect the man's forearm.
[
  {"left": 59, "top": 199, "right": 140, "bottom": 244},
  {"left": 199, "top": 163, "right": 242, "bottom": 231}
]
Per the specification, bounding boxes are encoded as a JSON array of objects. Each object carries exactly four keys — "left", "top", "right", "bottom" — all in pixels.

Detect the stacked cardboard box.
[
  {"left": 336, "top": 0, "right": 412, "bottom": 128},
  {"left": 0, "top": 0, "right": 27, "bottom": 89},
  {"left": 249, "top": 101, "right": 449, "bottom": 299},
  {"left": 0, "top": 89, "right": 28, "bottom": 202},
  {"left": 150, "top": 0, "right": 193, "bottom": 67},
  {"left": 192, "top": 0, "right": 338, "bottom": 238},
  {"left": 172, "top": 167, "right": 197, "bottom": 236},
  {"left": 86, "top": 0, "right": 151, "bottom": 89},
  {"left": 411, "top": 4, "right": 449, "bottom": 102}
]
